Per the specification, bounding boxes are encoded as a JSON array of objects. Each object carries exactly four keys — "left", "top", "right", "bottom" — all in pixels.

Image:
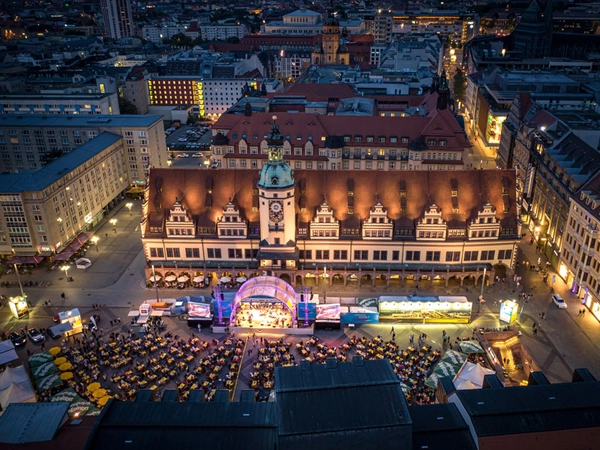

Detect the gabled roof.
[
  {"left": 87, "top": 401, "right": 278, "bottom": 450},
  {"left": 275, "top": 358, "right": 410, "bottom": 439},
  {"left": 144, "top": 168, "right": 518, "bottom": 235}
]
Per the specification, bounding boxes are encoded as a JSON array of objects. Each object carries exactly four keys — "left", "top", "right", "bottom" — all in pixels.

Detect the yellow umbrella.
[
  {"left": 49, "top": 347, "right": 61, "bottom": 357},
  {"left": 54, "top": 357, "right": 67, "bottom": 366},
  {"left": 60, "top": 372, "right": 73, "bottom": 381},
  {"left": 59, "top": 362, "right": 73, "bottom": 372},
  {"left": 93, "top": 388, "right": 107, "bottom": 399},
  {"left": 97, "top": 395, "right": 112, "bottom": 407},
  {"left": 87, "top": 382, "right": 101, "bottom": 392}
]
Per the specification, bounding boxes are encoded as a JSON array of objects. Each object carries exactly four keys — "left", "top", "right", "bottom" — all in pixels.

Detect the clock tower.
[{"left": 256, "top": 116, "right": 297, "bottom": 269}]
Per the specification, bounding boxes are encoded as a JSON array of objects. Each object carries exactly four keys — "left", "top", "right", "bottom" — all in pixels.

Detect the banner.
[
  {"left": 188, "top": 302, "right": 211, "bottom": 318},
  {"left": 211, "top": 300, "right": 232, "bottom": 317},
  {"left": 340, "top": 311, "right": 379, "bottom": 324},
  {"left": 316, "top": 304, "right": 340, "bottom": 321},
  {"left": 297, "top": 302, "right": 317, "bottom": 320}
]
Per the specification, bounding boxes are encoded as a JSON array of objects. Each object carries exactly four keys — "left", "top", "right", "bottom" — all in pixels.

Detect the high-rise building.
[{"left": 100, "top": 0, "right": 134, "bottom": 40}]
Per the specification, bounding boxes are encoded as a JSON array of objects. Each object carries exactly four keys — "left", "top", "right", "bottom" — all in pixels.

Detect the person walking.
[
  {"left": 391, "top": 326, "right": 394, "bottom": 334},
  {"left": 582, "top": 308, "right": 586, "bottom": 317}
]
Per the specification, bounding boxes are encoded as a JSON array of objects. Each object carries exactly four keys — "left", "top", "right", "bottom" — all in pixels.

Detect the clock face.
[{"left": 269, "top": 200, "right": 284, "bottom": 223}]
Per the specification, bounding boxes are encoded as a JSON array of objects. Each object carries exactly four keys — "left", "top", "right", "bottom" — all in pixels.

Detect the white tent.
[
  {"left": 0, "top": 340, "right": 18, "bottom": 366},
  {"left": 0, "top": 365, "right": 37, "bottom": 409},
  {"left": 453, "top": 361, "right": 496, "bottom": 390}
]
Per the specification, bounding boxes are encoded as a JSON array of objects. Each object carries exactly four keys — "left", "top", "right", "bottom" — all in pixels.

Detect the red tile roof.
[{"left": 144, "top": 168, "right": 517, "bottom": 235}]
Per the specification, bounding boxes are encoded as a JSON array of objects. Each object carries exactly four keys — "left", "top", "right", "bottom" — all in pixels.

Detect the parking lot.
[{"left": 165, "top": 124, "right": 212, "bottom": 163}]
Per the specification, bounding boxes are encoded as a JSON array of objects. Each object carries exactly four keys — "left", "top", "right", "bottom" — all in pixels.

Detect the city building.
[
  {"left": 384, "top": 12, "right": 478, "bottom": 45},
  {"left": 100, "top": 0, "right": 134, "bottom": 40},
  {"left": 562, "top": 176, "right": 600, "bottom": 321},
  {"left": 142, "top": 25, "right": 187, "bottom": 44},
  {"left": 465, "top": 68, "right": 584, "bottom": 149},
  {"left": 0, "top": 114, "right": 168, "bottom": 184},
  {"left": 310, "top": 17, "right": 350, "bottom": 66},
  {"left": 262, "top": 9, "right": 364, "bottom": 36},
  {"left": 0, "top": 132, "right": 129, "bottom": 257},
  {"left": 200, "top": 24, "right": 248, "bottom": 42},
  {"left": 209, "top": 85, "right": 469, "bottom": 172},
  {"left": 0, "top": 92, "right": 120, "bottom": 116},
  {"left": 141, "top": 118, "right": 518, "bottom": 287},
  {"left": 147, "top": 77, "right": 261, "bottom": 119},
  {"left": 511, "top": 0, "right": 553, "bottom": 59}
]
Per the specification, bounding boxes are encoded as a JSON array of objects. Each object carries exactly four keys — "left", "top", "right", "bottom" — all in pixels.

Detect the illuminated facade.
[
  {"left": 390, "top": 13, "right": 478, "bottom": 44},
  {"left": 147, "top": 77, "right": 260, "bottom": 119},
  {"left": 0, "top": 133, "right": 129, "bottom": 256},
  {"left": 141, "top": 121, "right": 519, "bottom": 287}
]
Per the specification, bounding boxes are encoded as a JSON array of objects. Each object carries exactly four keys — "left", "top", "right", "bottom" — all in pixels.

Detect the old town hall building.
[{"left": 141, "top": 118, "right": 520, "bottom": 288}]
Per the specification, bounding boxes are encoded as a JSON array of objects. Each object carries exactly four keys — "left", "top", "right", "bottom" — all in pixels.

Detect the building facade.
[
  {"left": 0, "top": 93, "right": 120, "bottom": 116},
  {"left": 0, "top": 114, "right": 168, "bottom": 183},
  {"left": 100, "top": 0, "right": 134, "bottom": 40},
  {"left": 147, "top": 77, "right": 261, "bottom": 119},
  {"left": 141, "top": 119, "right": 519, "bottom": 286},
  {"left": 209, "top": 104, "right": 470, "bottom": 172},
  {"left": 0, "top": 132, "right": 129, "bottom": 256}
]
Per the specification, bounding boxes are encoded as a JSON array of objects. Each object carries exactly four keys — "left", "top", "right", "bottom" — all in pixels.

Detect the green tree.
[
  {"left": 453, "top": 71, "right": 466, "bottom": 101},
  {"left": 119, "top": 96, "right": 138, "bottom": 114}
]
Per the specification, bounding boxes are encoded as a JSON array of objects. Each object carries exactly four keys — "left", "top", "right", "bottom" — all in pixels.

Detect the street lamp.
[
  {"left": 61, "top": 264, "right": 70, "bottom": 282},
  {"left": 91, "top": 236, "right": 99, "bottom": 252},
  {"left": 126, "top": 202, "right": 133, "bottom": 216},
  {"left": 110, "top": 218, "right": 117, "bottom": 233}
]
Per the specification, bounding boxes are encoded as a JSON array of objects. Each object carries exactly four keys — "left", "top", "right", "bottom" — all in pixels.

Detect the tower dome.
[{"left": 257, "top": 116, "right": 295, "bottom": 190}]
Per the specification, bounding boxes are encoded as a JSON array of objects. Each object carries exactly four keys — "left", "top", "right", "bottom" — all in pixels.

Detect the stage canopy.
[{"left": 229, "top": 276, "right": 297, "bottom": 322}]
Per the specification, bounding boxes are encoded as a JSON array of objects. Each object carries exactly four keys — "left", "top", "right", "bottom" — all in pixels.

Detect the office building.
[{"left": 100, "top": 0, "right": 134, "bottom": 40}]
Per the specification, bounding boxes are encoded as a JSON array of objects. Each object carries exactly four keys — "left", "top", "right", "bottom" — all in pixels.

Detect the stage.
[{"left": 213, "top": 325, "right": 315, "bottom": 336}]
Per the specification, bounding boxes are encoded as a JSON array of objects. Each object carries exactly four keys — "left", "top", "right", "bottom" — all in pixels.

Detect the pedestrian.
[
  {"left": 61, "top": 292, "right": 65, "bottom": 299},
  {"left": 48, "top": 299, "right": 51, "bottom": 306},
  {"left": 578, "top": 309, "right": 582, "bottom": 316},
  {"left": 117, "top": 317, "right": 121, "bottom": 324},
  {"left": 583, "top": 309, "right": 586, "bottom": 317},
  {"left": 110, "top": 320, "right": 113, "bottom": 327},
  {"left": 391, "top": 326, "right": 394, "bottom": 334},
  {"left": 105, "top": 233, "right": 108, "bottom": 238},
  {"left": 44, "top": 300, "right": 48, "bottom": 306},
  {"left": 197, "top": 323, "right": 201, "bottom": 332},
  {"left": 26, "top": 348, "right": 31, "bottom": 356},
  {"left": 392, "top": 331, "right": 396, "bottom": 341}
]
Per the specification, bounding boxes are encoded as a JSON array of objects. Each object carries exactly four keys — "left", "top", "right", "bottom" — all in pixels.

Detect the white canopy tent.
[
  {"left": 0, "top": 365, "right": 37, "bottom": 409},
  {"left": 453, "top": 361, "right": 497, "bottom": 390}
]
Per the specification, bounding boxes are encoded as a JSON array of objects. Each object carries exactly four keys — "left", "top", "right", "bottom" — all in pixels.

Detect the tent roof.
[
  {"left": 454, "top": 362, "right": 496, "bottom": 390},
  {"left": 0, "top": 366, "right": 30, "bottom": 390},
  {"left": 0, "top": 402, "right": 69, "bottom": 444},
  {"left": 0, "top": 382, "right": 37, "bottom": 408}
]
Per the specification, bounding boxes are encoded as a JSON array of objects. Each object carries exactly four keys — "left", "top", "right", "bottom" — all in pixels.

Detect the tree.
[
  {"left": 453, "top": 71, "right": 466, "bottom": 101},
  {"left": 119, "top": 96, "right": 138, "bottom": 114}
]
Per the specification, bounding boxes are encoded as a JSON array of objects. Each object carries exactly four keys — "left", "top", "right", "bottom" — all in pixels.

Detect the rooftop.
[
  {"left": 0, "top": 114, "right": 163, "bottom": 128},
  {"left": 0, "top": 132, "right": 122, "bottom": 193}
]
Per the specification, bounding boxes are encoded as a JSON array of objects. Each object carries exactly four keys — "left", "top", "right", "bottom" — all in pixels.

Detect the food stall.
[
  {"left": 499, "top": 299, "right": 519, "bottom": 324},
  {"left": 58, "top": 309, "right": 83, "bottom": 337},
  {"left": 8, "top": 295, "right": 28, "bottom": 319},
  {"left": 379, "top": 296, "right": 472, "bottom": 324}
]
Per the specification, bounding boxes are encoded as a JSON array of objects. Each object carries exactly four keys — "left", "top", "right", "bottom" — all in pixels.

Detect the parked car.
[
  {"left": 177, "top": 137, "right": 188, "bottom": 142},
  {"left": 9, "top": 332, "right": 26, "bottom": 347},
  {"left": 88, "top": 314, "right": 101, "bottom": 330},
  {"left": 176, "top": 153, "right": 189, "bottom": 158},
  {"left": 192, "top": 152, "right": 203, "bottom": 158},
  {"left": 552, "top": 294, "right": 567, "bottom": 309},
  {"left": 27, "top": 328, "right": 44, "bottom": 343}
]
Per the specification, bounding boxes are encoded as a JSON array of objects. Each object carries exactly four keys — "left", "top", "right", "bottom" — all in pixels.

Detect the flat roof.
[
  {"left": 0, "top": 93, "right": 115, "bottom": 100},
  {"left": 409, "top": 403, "right": 477, "bottom": 450},
  {"left": 0, "top": 114, "right": 163, "bottom": 128},
  {"left": 0, "top": 132, "right": 122, "bottom": 193}
]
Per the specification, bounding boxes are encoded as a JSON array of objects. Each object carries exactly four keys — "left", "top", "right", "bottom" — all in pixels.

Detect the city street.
[{"left": 1, "top": 201, "right": 600, "bottom": 385}]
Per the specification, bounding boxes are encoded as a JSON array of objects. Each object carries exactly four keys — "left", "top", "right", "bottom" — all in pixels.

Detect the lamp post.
[
  {"left": 61, "top": 264, "right": 70, "bottom": 282},
  {"left": 126, "top": 202, "right": 133, "bottom": 216},
  {"left": 91, "top": 236, "right": 99, "bottom": 252},
  {"left": 110, "top": 218, "right": 117, "bottom": 233}
]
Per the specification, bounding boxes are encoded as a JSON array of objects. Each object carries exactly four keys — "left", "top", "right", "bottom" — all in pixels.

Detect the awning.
[
  {"left": 127, "top": 310, "right": 140, "bottom": 317},
  {"left": 6, "top": 256, "right": 28, "bottom": 265},
  {"left": 53, "top": 250, "right": 75, "bottom": 262},
  {"left": 77, "top": 232, "right": 94, "bottom": 246},
  {"left": 136, "top": 315, "right": 150, "bottom": 324},
  {"left": 126, "top": 186, "right": 145, "bottom": 195},
  {"left": 150, "top": 310, "right": 164, "bottom": 317},
  {"left": 256, "top": 248, "right": 299, "bottom": 260}
]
